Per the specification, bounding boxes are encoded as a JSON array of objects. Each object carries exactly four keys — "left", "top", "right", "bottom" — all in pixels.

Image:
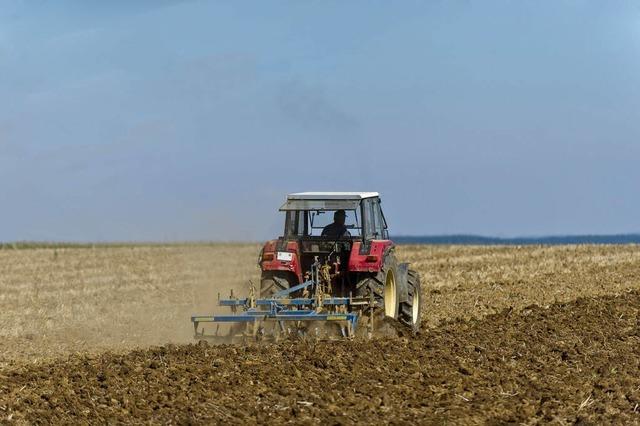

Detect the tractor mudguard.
[
  {"left": 396, "top": 262, "right": 410, "bottom": 304},
  {"left": 260, "top": 240, "right": 303, "bottom": 283}
]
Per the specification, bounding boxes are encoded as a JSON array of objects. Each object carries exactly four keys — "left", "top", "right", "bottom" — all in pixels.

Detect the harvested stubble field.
[{"left": 1, "top": 244, "right": 640, "bottom": 423}]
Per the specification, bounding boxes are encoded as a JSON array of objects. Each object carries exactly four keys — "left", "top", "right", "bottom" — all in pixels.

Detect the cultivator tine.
[
  {"left": 248, "top": 281, "right": 256, "bottom": 309},
  {"left": 251, "top": 319, "right": 260, "bottom": 340},
  {"left": 368, "top": 290, "right": 375, "bottom": 339}
]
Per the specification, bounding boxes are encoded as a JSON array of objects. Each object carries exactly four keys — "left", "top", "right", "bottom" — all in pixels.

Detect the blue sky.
[{"left": 1, "top": 1, "right": 639, "bottom": 241}]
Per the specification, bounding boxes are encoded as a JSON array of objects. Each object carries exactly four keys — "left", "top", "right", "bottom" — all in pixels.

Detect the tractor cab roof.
[
  {"left": 287, "top": 192, "right": 379, "bottom": 200},
  {"left": 280, "top": 192, "right": 379, "bottom": 211}
]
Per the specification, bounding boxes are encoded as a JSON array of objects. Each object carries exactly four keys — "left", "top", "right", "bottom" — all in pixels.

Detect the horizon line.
[{"left": 2, "top": 233, "right": 640, "bottom": 247}]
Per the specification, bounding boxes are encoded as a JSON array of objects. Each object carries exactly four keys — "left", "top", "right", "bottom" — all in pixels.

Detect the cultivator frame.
[{"left": 192, "top": 272, "right": 377, "bottom": 342}]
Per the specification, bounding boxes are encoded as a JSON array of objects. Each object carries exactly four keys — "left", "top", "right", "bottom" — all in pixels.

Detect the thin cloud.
[{"left": 277, "top": 81, "right": 359, "bottom": 134}]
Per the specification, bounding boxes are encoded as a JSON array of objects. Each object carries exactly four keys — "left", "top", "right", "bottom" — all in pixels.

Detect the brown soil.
[
  {"left": 2, "top": 291, "right": 639, "bottom": 424},
  {"left": 1, "top": 244, "right": 639, "bottom": 423}
]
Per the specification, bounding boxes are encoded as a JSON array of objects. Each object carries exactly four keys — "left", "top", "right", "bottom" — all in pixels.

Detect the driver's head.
[{"left": 334, "top": 209, "right": 346, "bottom": 226}]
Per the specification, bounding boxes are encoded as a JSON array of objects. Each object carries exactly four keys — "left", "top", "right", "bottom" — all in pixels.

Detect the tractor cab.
[
  {"left": 280, "top": 192, "right": 388, "bottom": 240},
  {"left": 260, "top": 192, "right": 393, "bottom": 292},
  {"left": 281, "top": 192, "right": 385, "bottom": 278}
]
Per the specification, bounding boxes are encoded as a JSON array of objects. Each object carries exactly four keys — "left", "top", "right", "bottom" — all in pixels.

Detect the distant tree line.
[
  {"left": 393, "top": 234, "right": 640, "bottom": 245},
  {"left": 2, "top": 235, "right": 640, "bottom": 248}
]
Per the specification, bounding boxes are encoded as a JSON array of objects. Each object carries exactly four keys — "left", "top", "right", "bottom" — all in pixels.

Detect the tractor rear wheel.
[
  {"left": 382, "top": 253, "right": 400, "bottom": 319},
  {"left": 356, "top": 253, "right": 400, "bottom": 319},
  {"left": 258, "top": 276, "right": 291, "bottom": 340},
  {"left": 259, "top": 277, "right": 287, "bottom": 298},
  {"left": 399, "top": 269, "right": 422, "bottom": 332},
  {"left": 354, "top": 253, "right": 401, "bottom": 337}
]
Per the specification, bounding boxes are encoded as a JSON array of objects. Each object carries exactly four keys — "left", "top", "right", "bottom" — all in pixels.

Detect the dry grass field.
[
  {"left": 0, "top": 244, "right": 262, "bottom": 364},
  {"left": 1, "top": 244, "right": 640, "bottom": 423},
  {"left": 2, "top": 244, "right": 638, "bottom": 363}
]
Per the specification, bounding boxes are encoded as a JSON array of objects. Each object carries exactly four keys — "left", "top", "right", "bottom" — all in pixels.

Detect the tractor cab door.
[{"left": 362, "top": 197, "right": 388, "bottom": 241}]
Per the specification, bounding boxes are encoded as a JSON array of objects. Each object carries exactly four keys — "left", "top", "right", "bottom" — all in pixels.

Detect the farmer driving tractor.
[{"left": 321, "top": 209, "right": 351, "bottom": 238}]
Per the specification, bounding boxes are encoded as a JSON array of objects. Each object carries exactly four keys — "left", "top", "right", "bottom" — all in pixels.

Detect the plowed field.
[{"left": 1, "top": 244, "right": 639, "bottom": 423}]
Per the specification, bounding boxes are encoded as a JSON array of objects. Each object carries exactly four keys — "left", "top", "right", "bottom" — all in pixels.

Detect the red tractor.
[{"left": 192, "top": 192, "right": 421, "bottom": 340}]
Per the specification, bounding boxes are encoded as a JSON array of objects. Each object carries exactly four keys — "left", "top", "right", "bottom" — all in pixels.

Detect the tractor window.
[
  {"left": 363, "top": 198, "right": 385, "bottom": 239},
  {"left": 363, "top": 199, "right": 375, "bottom": 239},
  {"left": 308, "top": 210, "right": 361, "bottom": 237},
  {"left": 376, "top": 200, "right": 389, "bottom": 239},
  {"left": 284, "top": 211, "right": 307, "bottom": 237},
  {"left": 371, "top": 200, "right": 385, "bottom": 239},
  {"left": 285, "top": 210, "right": 361, "bottom": 237}
]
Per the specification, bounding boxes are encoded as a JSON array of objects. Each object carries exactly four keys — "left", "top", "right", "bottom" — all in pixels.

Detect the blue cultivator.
[
  {"left": 191, "top": 279, "right": 371, "bottom": 342},
  {"left": 191, "top": 256, "right": 379, "bottom": 342}
]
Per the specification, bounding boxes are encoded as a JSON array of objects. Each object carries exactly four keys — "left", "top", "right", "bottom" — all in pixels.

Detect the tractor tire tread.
[
  {"left": 398, "top": 269, "right": 422, "bottom": 332},
  {"left": 260, "top": 277, "right": 288, "bottom": 298}
]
